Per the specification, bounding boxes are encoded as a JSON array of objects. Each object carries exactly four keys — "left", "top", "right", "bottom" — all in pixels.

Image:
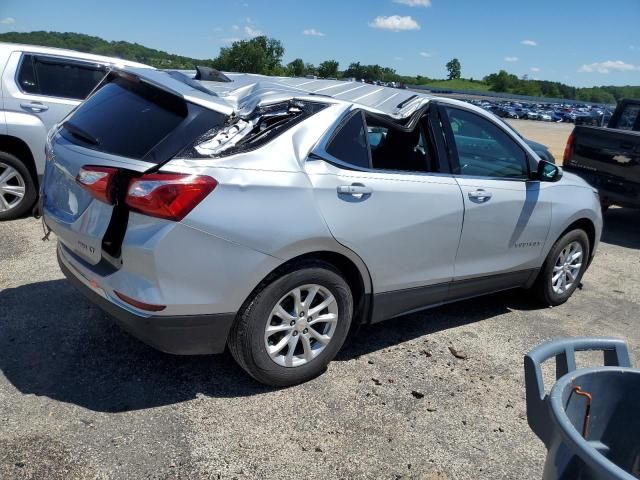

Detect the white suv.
[{"left": 0, "top": 42, "right": 148, "bottom": 220}]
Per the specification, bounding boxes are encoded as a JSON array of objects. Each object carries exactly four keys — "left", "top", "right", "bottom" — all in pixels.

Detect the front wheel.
[
  {"left": 228, "top": 261, "right": 353, "bottom": 386},
  {"left": 531, "top": 229, "right": 590, "bottom": 306}
]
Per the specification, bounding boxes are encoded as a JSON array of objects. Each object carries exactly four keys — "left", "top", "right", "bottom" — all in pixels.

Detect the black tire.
[
  {"left": 532, "top": 229, "right": 590, "bottom": 306},
  {"left": 228, "top": 261, "right": 353, "bottom": 387},
  {"left": 0, "top": 151, "right": 37, "bottom": 221}
]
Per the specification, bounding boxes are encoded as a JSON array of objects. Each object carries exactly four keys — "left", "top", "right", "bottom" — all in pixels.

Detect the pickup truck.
[{"left": 563, "top": 99, "right": 640, "bottom": 210}]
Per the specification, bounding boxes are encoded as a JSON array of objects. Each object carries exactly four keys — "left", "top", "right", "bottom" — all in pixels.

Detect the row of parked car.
[{"left": 466, "top": 99, "right": 613, "bottom": 125}]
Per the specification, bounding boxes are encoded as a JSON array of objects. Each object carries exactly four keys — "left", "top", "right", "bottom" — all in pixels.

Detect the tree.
[
  {"left": 484, "top": 70, "right": 518, "bottom": 93},
  {"left": 318, "top": 60, "right": 339, "bottom": 78},
  {"left": 304, "top": 63, "right": 317, "bottom": 76},
  {"left": 286, "top": 58, "right": 305, "bottom": 77},
  {"left": 212, "top": 36, "right": 284, "bottom": 75},
  {"left": 445, "top": 58, "right": 461, "bottom": 80}
]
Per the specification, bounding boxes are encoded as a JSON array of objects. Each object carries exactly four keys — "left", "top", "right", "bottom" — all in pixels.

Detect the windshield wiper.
[{"left": 63, "top": 121, "right": 100, "bottom": 146}]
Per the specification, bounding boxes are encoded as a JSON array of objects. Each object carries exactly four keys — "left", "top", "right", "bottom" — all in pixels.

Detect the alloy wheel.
[
  {"left": 0, "top": 162, "right": 26, "bottom": 213},
  {"left": 551, "top": 241, "right": 583, "bottom": 295},
  {"left": 264, "top": 284, "right": 339, "bottom": 367}
]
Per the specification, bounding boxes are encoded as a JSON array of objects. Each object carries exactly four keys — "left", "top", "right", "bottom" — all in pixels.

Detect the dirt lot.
[
  {"left": 505, "top": 119, "right": 574, "bottom": 162},
  {"left": 1, "top": 182, "right": 639, "bottom": 478}
]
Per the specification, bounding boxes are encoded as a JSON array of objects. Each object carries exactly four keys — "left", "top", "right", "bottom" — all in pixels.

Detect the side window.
[
  {"left": 18, "top": 54, "right": 106, "bottom": 100},
  {"left": 326, "top": 112, "right": 370, "bottom": 169},
  {"left": 367, "top": 116, "right": 438, "bottom": 173},
  {"left": 444, "top": 107, "right": 528, "bottom": 179},
  {"left": 17, "top": 55, "right": 37, "bottom": 93},
  {"left": 616, "top": 104, "right": 640, "bottom": 131}
]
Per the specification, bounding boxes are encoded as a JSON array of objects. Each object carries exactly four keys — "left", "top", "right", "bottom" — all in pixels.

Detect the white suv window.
[{"left": 17, "top": 54, "right": 106, "bottom": 100}]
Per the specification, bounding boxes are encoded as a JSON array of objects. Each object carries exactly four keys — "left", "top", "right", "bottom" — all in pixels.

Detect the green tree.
[
  {"left": 484, "top": 70, "right": 518, "bottom": 93},
  {"left": 446, "top": 58, "right": 461, "bottom": 80},
  {"left": 286, "top": 58, "right": 305, "bottom": 76},
  {"left": 212, "top": 36, "right": 284, "bottom": 75},
  {"left": 318, "top": 60, "right": 339, "bottom": 78}
]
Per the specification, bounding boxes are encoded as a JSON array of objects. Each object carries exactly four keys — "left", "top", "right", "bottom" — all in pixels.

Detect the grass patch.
[{"left": 420, "top": 79, "right": 492, "bottom": 92}]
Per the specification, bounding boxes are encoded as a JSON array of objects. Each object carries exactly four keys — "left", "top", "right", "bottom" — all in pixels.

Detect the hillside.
[
  {"left": 421, "top": 79, "right": 491, "bottom": 92},
  {"left": 0, "top": 31, "right": 214, "bottom": 69}
]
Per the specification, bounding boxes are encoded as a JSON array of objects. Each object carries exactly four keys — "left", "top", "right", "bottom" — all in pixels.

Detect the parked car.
[
  {"left": 564, "top": 98, "right": 640, "bottom": 210},
  {"left": 43, "top": 69, "right": 602, "bottom": 386},
  {"left": 0, "top": 42, "right": 150, "bottom": 220}
]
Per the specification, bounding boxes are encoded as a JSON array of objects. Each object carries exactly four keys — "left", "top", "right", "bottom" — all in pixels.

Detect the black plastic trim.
[
  {"left": 59, "top": 249, "right": 235, "bottom": 355},
  {"left": 370, "top": 269, "right": 538, "bottom": 324}
]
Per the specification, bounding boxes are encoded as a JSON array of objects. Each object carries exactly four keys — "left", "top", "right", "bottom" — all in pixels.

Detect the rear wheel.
[
  {"left": 228, "top": 261, "right": 353, "bottom": 386},
  {"left": 0, "top": 152, "right": 37, "bottom": 221},
  {"left": 532, "top": 229, "right": 590, "bottom": 306}
]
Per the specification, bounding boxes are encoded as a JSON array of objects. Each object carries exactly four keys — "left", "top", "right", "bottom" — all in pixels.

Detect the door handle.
[
  {"left": 468, "top": 189, "right": 492, "bottom": 202},
  {"left": 337, "top": 184, "right": 373, "bottom": 195},
  {"left": 20, "top": 102, "right": 49, "bottom": 112}
]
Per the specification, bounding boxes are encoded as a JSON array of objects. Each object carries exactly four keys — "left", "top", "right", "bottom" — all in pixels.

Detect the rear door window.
[
  {"left": 17, "top": 54, "right": 107, "bottom": 100},
  {"left": 326, "top": 112, "right": 370, "bottom": 169},
  {"left": 62, "top": 76, "right": 188, "bottom": 159}
]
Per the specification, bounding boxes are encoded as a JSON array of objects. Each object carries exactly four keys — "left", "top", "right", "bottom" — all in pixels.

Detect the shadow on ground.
[
  {"left": 0, "top": 278, "right": 539, "bottom": 413},
  {"left": 601, "top": 207, "right": 640, "bottom": 249}
]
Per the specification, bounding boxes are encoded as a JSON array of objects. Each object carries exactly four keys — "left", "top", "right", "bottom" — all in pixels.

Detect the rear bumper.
[{"left": 58, "top": 248, "right": 235, "bottom": 355}]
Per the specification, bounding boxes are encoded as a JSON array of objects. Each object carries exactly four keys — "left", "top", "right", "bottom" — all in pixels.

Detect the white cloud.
[
  {"left": 231, "top": 24, "right": 239, "bottom": 31},
  {"left": 244, "top": 25, "right": 261, "bottom": 37},
  {"left": 504, "top": 56, "right": 518, "bottom": 62},
  {"left": 0, "top": 17, "right": 15, "bottom": 25},
  {"left": 521, "top": 39, "right": 537, "bottom": 46},
  {"left": 369, "top": 15, "right": 420, "bottom": 32},
  {"left": 303, "top": 28, "right": 325, "bottom": 37},
  {"left": 578, "top": 60, "right": 639, "bottom": 74},
  {"left": 392, "top": 0, "right": 431, "bottom": 7},
  {"left": 530, "top": 67, "right": 540, "bottom": 72},
  {"left": 419, "top": 51, "right": 432, "bottom": 57}
]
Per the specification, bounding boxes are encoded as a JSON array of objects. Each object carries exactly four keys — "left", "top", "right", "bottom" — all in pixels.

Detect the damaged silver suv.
[{"left": 43, "top": 67, "right": 602, "bottom": 386}]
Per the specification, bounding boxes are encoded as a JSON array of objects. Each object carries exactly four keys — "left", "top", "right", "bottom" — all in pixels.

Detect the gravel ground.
[
  {"left": 1, "top": 207, "right": 639, "bottom": 479},
  {"left": 505, "top": 119, "right": 574, "bottom": 162}
]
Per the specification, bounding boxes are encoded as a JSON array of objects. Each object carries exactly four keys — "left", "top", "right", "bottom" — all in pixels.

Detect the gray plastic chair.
[{"left": 525, "top": 337, "right": 640, "bottom": 479}]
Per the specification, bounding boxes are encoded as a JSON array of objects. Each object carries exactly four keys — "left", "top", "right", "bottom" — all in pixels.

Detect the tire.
[
  {"left": 532, "top": 229, "right": 590, "bottom": 306},
  {"left": 0, "top": 151, "right": 37, "bottom": 221},
  {"left": 228, "top": 261, "right": 353, "bottom": 387}
]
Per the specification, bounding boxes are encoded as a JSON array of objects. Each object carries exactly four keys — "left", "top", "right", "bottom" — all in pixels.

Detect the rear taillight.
[
  {"left": 76, "top": 166, "right": 118, "bottom": 204},
  {"left": 563, "top": 132, "right": 574, "bottom": 163},
  {"left": 125, "top": 173, "right": 217, "bottom": 221}
]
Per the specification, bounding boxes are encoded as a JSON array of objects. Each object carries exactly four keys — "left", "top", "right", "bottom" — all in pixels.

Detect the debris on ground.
[{"left": 448, "top": 346, "right": 468, "bottom": 360}]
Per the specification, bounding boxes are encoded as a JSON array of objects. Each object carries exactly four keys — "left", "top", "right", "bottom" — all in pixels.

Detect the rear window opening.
[{"left": 181, "top": 100, "right": 328, "bottom": 158}]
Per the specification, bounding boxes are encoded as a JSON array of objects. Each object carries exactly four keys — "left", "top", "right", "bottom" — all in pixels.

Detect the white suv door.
[
  {"left": 438, "top": 104, "right": 551, "bottom": 288},
  {"left": 306, "top": 110, "right": 464, "bottom": 321},
  {"left": 3, "top": 51, "right": 108, "bottom": 148}
]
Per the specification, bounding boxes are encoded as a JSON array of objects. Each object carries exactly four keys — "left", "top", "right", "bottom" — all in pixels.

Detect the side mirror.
[{"left": 537, "top": 160, "right": 563, "bottom": 182}]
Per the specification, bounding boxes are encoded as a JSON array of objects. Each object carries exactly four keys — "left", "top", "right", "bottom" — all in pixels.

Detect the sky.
[{"left": 1, "top": 0, "right": 639, "bottom": 87}]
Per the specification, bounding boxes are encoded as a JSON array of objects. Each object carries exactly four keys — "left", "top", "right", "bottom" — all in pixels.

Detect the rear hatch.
[{"left": 42, "top": 69, "right": 229, "bottom": 267}]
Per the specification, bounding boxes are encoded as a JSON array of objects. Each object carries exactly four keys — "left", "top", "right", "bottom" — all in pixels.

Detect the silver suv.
[
  {"left": 0, "top": 43, "right": 147, "bottom": 219},
  {"left": 43, "top": 68, "right": 602, "bottom": 386}
]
